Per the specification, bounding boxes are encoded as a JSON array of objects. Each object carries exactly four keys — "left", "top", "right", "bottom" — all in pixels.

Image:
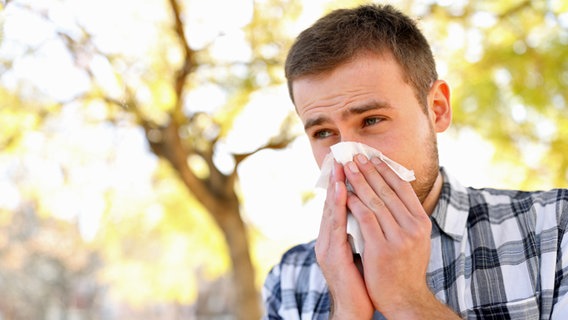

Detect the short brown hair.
[{"left": 285, "top": 4, "right": 437, "bottom": 109}]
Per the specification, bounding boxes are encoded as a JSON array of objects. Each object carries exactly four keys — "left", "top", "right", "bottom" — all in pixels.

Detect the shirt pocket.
[{"left": 466, "top": 296, "right": 539, "bottom": 319}]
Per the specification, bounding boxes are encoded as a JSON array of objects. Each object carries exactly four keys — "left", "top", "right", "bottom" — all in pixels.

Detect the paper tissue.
[{"left": 316, "top": 141, "right": 416, "bottom": 254}]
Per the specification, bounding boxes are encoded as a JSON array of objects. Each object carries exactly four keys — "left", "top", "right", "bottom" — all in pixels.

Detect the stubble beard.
[{"left": 412, "top": 128, "right": 441, "bottom": 204}]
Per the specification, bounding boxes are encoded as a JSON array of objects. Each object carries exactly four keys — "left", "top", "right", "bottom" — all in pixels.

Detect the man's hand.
[
  {"left": 316, "top": 154, "right": 460, "bottom": 319},
  {"left": 315, "top": 160, "right": 375, "bottom": 319},
  {"left": 344, "top": 154, "right": 436, "bottom": 317}
]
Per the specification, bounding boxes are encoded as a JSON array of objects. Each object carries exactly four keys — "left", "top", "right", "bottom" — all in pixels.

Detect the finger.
[
  {"left": 332, "top": 160, "right": 346, "bottom": 184},
  {"left": 369, "top": 157, "right": 424, "bottom": 217},
  {"left": 357, "top": 155, "right": 428, "bottom": 227},
  {"left": 351, "top": 155, "right": 415, "bottom": 226},
  {"left": 343, "top": 158, "right": 401, "bottom": 237},
  {"left": 319, "top": 165, "right": 349, "bottom": 245},
  {"left": 346, "top": 192, "right": 385, "bottom": 243}
]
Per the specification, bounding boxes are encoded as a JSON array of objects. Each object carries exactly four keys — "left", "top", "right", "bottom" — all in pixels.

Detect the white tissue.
[{"left": 316, "top": 141, "right": 416, "bottom": 254}]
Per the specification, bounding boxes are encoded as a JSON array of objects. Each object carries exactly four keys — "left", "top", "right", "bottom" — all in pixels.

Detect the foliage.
[
  {"left": 0, "top": 0, "right": 302, "bottom": 318},
  {"left": 422, "top": 0, "right": 568, "bottom": 189}
]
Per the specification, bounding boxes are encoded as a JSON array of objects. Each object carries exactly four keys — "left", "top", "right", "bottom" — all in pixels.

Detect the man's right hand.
[{"left": 315, "top": 160, "right": 375, "bottom": 319}]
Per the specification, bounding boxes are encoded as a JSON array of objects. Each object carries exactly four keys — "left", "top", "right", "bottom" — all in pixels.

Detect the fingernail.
[
  {"left": 371, "top": 157, "right": 382, "bottom": 165},
  {"left": 356, "top": 154, "right": 368, "bottom": 164},
  {"left": 347, "top": 161, "right": 359, "bottom": 173}
]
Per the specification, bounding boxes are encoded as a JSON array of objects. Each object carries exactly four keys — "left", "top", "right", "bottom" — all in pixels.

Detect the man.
[{"left": 262, "top": 3, "right": 568, "bottom": 320}]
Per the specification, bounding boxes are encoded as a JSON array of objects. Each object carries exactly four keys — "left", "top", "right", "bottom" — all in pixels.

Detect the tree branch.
[
  {"left": 233, "top": 132, "right": 299, "bottom": 166},
  {"left": 167, "top": 0, "right": 196, "bottom": 120},
  {"left": 498, "top": 0, "right": 531, "bottom": 19}
]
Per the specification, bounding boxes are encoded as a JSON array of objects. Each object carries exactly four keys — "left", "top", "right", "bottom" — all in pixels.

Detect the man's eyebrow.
[
  {"left": 341, "top": 102, "right": 392, "bottom": 119},
  {"left": 304, "top": 116, "right": 329, "bottom": 132},
  {"left": 303, "top": 101, "right": 392, "bottom": 132}
]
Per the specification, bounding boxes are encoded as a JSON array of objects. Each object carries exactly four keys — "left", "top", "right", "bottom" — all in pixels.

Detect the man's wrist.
[
  {"left": 379, "top": 290, "right": 460, "bottom": 320},
  {"left": 330, "top": 295, "right": 374, "bottom": 320}
]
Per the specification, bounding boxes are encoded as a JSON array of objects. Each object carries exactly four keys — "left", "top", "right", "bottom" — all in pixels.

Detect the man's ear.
[{"left": 427, "top": 80, "right": 452, "bottom": 133}]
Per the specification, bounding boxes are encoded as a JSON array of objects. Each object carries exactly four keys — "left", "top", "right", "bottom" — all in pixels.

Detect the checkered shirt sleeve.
[{"left": 262, "top": 241, "right": 331, "bottom": 320}]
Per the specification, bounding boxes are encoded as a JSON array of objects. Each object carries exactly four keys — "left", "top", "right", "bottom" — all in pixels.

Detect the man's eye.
[
  {"left": 313, "top": 130, "right": 333, "bottom": 139},
  {"left": 363, "top": 117, "right": 382, "bottom": 127}
]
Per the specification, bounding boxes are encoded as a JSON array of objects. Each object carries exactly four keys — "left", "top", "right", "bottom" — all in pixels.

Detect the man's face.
[{"left": 293, "top": 52, "right": 447, "bottom": 201}]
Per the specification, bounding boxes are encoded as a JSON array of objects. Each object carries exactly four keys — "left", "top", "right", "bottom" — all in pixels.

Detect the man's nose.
[{"left": 339, "top": 130, "right": 358, "bottom": 143}]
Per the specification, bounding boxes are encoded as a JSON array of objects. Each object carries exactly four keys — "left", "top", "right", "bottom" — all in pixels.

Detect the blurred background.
[{"left": 0, "top": 0, "right": 566, "bottom": 319}]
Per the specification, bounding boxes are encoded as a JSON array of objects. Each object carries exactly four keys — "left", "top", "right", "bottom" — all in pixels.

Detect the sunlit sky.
[{"left": 0, "top": 0, "right": 554, "bottom": 269}]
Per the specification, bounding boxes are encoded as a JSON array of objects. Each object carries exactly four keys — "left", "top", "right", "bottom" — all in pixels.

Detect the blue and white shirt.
[{"left": 262, "top": 168, "right": 568, "bottom": 319}]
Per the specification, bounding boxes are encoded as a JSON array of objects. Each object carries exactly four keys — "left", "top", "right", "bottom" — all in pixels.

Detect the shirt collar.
[{"left": 430, "top": 167, "right": 470, "bottom": 241}]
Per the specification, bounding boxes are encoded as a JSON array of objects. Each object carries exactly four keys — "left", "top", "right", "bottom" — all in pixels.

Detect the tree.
[{"left": 1, "top": 0, "right": 301, "bottom": 318}]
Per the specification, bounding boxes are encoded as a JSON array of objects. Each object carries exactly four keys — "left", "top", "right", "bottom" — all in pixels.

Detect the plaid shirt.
[{"left": 262, "top": 168, "right": 568, "bottom": 319}]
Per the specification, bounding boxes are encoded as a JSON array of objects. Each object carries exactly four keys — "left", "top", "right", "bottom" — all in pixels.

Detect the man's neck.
[{"left": 422, "top": 171, "right": 443, "bottom": 216}]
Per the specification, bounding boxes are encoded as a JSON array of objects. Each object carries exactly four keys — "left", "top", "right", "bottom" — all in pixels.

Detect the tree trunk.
[
  {"left": 216, "top": 201, "right": 261, "bottom": 320},
  {"left": 147, "top": 122, "right": 262, "bottom": 320}
]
